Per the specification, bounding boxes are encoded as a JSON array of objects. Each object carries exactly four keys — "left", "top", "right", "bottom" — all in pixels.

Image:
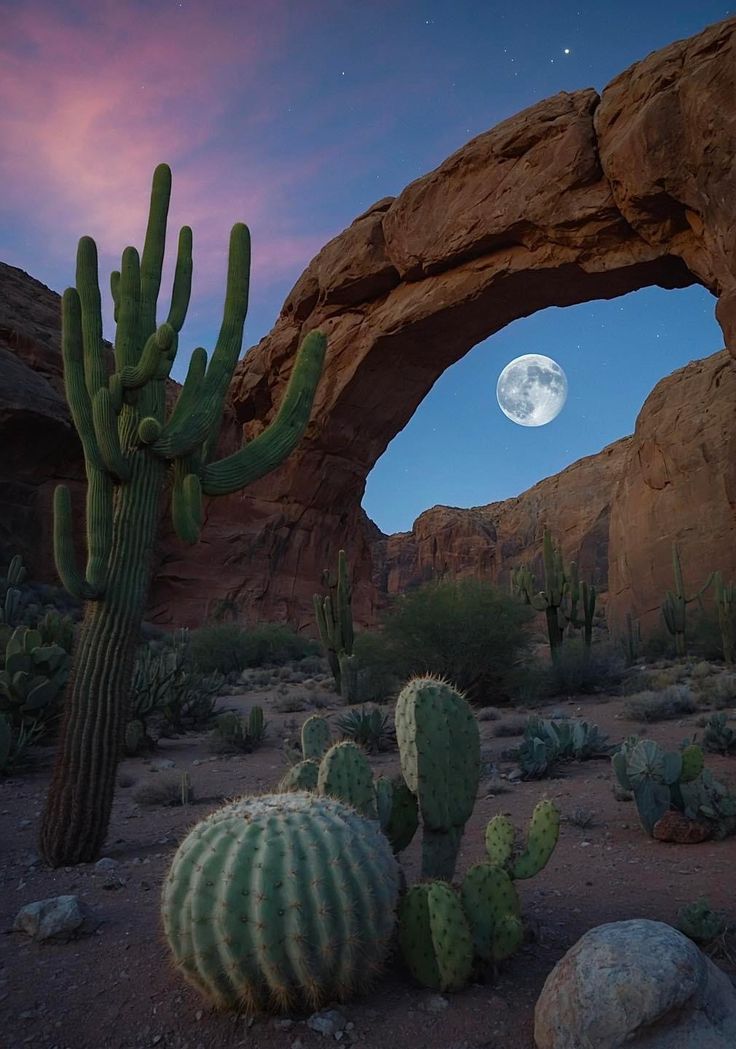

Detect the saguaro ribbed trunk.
[{"left": 40, "top": 454, "right": 164, "bottom": 865}]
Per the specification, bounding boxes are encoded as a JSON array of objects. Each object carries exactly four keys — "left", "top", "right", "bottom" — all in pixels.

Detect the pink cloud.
[{"left": 0, "top": 0, "right": 336, "bottom": 296}]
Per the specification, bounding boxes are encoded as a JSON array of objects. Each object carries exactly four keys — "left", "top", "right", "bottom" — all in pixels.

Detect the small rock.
[
  {"left": 272, "top": 1018, "right": 293, "bottom": 1030},
  {"left": 94, "top": 857, "right": 118, "bottom": 872},
  {"left": 291, "top": 1040, "right": 304, "bottom": 1049},
  {"left": 507, "top": 769, "right": 523, "bottom": 782},
  {"left": 13, "top": 895, "right": 86, "bottom": 942},
  {"left": 653, "top": 810, "right": 713, "bottom": 843},
  {"left": 307, "top": 1008, "right": 347, "bottom": 1036},
  {"left": 419, "top": 993, "right": 449, "bottom": 1013},
  {"left": 151, "top": 759, "right": 175, "bottom": 770}
]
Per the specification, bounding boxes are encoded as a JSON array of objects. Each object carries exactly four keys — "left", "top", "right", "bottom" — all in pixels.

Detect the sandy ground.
[{"left": 1, "top": 670, "right": 735, "bottom": 1049}]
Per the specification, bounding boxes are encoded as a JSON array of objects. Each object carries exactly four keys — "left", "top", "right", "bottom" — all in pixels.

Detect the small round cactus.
[{"left": 161, "top": 792, "right": 399, "bottom": 1013}]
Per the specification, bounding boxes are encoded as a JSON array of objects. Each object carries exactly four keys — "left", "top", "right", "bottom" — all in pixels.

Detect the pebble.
[
  {"left": 94, "top": 857, "right": 118, "bottom": 872},
  {"left": 419, "top": 993, "right": 449, "bottom": 1013},
  {"left": 307, "top": 1008, "right": 347, "bottom": 1036}
]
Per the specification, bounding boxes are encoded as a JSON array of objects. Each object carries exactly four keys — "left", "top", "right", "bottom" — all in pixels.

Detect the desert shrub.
[
  {"left": 295, "top": 654, "right": 328, "bottom": 675},
  {"left": 274, "top": 693, "right": 312, "bottom": 713},
  {"left": 133, "top": 771, "right": 194, "bottom": 807},
  {"left": 350, "top": 631, "right": 404, "bottom": 703},
  {"left": 379, "top": 578, "right": 534, "bottom": 704},
  {"left": 240, "top": 623, "right": 319, "bottom": 668},
  {"left": 698, "top": 673, "right": 736, "bottom": 709},
  {"left": 677, "top": 898, "right": 729, "bottom": 946},
  {"left": 188, "top": 623, "right": 253, "bottom": 675},
  {"left": 624, "top": 684, "right": 697, "bottom": 722},
  {"left": 546, "top": 641, "right": 625, "bottom": 696}
]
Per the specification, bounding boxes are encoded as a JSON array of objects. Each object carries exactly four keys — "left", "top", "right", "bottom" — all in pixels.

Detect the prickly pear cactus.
[
  {"left": 162, "top": 792, "right": 400, "bottom": 1013},
  {"left": 680, "top": 743, "right": 705, "bottom": 782},
  {"left": 375, "top": 775, "right": 419, "bottom": 854},
  {"left": 460, "top": 863, "right": 523, "bottom": 963},
  {"left": 317, "top": 741, "right": 376, "bottom": 817},
  {"left": 301, "top": 715, "right": 331, "bottom": 760},
  {"left": 512, "top": 799, "right": 560, "bottom": 879},
  {"left": 484, "top": 800, "right": 560, "bottom": 880},
  {"left": 398, "top": 881, "right": 474, "bottom": 992},
  {"left": 395, "top": 675, "right": 480, "bottom": 881},
  {"left": 278, "top": 758, "right": 320, "bottom": 792}
]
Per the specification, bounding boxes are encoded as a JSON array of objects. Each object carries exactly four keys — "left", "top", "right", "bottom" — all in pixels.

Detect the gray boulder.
[
  {"left": 13, "top": 895, "right": 85, "bottom": 942},
  {"left": 534, "top": 919, "right": 736, "bottom": 1048}
]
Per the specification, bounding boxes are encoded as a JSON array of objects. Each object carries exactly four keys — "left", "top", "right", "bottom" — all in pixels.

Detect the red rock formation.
[
  {"left": 607, "top": 350, "right": 736, "bottom": 635},
  {"left": 1, "top": 17, "right": 735, "bottom": 634}
]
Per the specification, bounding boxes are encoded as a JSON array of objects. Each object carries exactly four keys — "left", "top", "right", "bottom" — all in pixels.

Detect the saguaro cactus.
[
  {"left": 661, "top": 544, "right": 712, "bottom": 658},
  {"left": 39, "top": 164, "right": 326, "bottom": 866},
  {"left": 511, "top": 528, "right": 569, "bottom": 663},
  {"left": 313, "top": 549, "right": 356, "bottom": 701},
  {"left": 713, "top": 571, "right": 736, "bottom": 664}
]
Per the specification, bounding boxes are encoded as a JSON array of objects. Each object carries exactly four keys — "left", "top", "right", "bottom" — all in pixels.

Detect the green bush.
[
  {"left": 379, "top": 578, "right": 534, "bottom": 704},
  {"left": 188, "top": 622, "right": 317, "bottom": 675}
]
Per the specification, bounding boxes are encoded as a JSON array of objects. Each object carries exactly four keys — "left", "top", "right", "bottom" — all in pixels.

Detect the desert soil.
[{"left": 1, "top": 674, "right": 735, "bottom": 1049}]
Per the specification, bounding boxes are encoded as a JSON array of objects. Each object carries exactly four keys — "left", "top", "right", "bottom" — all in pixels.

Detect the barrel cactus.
[
  {"left": 162, "top": 792, "right": 400, "bottom": 1013},
  {"left": 395, "top": 675, "right": 480, "bottom": 880}
]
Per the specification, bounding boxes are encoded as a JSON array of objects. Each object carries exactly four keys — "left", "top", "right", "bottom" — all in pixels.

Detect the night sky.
[{"left": 1, "top": 1, "right": 730, "bottom": 533}]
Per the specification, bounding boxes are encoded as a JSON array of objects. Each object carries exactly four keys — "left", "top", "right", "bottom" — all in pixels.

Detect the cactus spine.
[
  {"left": 162, "top": 792, "right": 400, "bottom": 1013},
  {"left": 661, "top": 543, "right": 713, "bottom": 658},
  {"left": 313, "top": 549, "right": 356, "bottom": 701},
  {"left": 39, "top": 164, "right": 326, "bottom": 866},
  {"left": 395, "top": 675, "right": 480, "bottom": 881},
  {"left": 714, "top": 572, "right": 736, "bottom": 664}
]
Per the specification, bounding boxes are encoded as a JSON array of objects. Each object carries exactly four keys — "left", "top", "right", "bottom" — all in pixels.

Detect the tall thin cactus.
[
  {"left": 713, "top": 572, "right": 736, "bottom": 664},
  {"left": 511, "top": 528, "right": 568, "bottom": 663},
  {"left": 38, "top": 164, "right": 326, "bottom": 866},
  {"left": 661, "top": 543, "right": 713, "bottom": 659},
  {"left": 313, "top": 549, "right": 356, "bottom": 702}
]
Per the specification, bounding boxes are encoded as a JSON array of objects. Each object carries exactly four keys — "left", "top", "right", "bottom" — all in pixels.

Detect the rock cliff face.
[{"left": 1, "top": 17, "right": 735, "bottom": 635}]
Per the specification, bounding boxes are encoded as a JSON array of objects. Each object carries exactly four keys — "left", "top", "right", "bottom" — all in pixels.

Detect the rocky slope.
[{"left": 1, "top": 16, "right": 735, "bottom": 635}]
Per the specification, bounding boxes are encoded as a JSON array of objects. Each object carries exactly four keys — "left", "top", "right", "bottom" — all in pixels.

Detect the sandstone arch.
[{"left": 147, "top": 16, "right": 736, "bottom": 631}]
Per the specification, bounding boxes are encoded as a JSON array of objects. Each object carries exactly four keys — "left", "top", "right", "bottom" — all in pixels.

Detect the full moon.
[{"left": 496, "top": 354, "right": 568, "bottom": 427}]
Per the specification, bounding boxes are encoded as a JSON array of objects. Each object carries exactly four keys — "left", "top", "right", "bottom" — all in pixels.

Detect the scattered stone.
[
  {"left": 307, "top": 1008, "right": 347, "bottom": 1037},
  {"left": 418, "top": 993, "right": 449, "bottom": 1013},
  {"left": 272, "top": 1018, "right": 294, "bottom": 1030},
  {"left": 653, "top": 810, "right": 713, "bottom": 844},
  {"left": 507, "top": 769, "right": 522, "bottom": 782},
  {"left": 151, "top": 759, "right": 175, "bottom": 770},
  {"left": 94, "top": 857, "right": 118, "bottom": 872},
  {"left": 534, "top": 919, "right": 736, "bottom": 1048},
  {"left": 13, "top": 895, "right": 86, "bottom": 942}
]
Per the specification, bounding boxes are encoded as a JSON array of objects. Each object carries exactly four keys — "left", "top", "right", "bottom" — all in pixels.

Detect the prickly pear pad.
[
  {"left": 460, "top": 862, "right": 522, "bottom": 963},
  {"left": 161, "top": 792, "right": 399, "bottom": 1013},
  {"left": 395, "top": 677, "right": 480, "bottom": 830},
  {"left": 512, "top": 799, "right": 560, "bottom": 879},
  {"left": 317, "top": 740, "right": 376, "bottom": 817},
  {"left": 399, "top": 882, "right": 474, "bottom": 992}
]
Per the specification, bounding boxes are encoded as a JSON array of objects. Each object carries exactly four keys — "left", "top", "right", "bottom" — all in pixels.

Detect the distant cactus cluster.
[
  {"left": 612, "top": 737, "right": 736, "bottom": 838},
  {"left": 510, "top": 527, "right": 596, "bottom": 663}
]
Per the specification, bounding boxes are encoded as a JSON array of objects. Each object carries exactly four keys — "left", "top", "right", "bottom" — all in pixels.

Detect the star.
[{"left": 564, "top": 48, "right": 571, "bottom": 54}]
